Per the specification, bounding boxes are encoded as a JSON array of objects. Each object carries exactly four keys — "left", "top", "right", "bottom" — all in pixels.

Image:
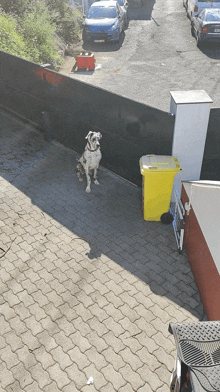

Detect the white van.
[{"left": 183, "top": 0, "right": 220, "bottom": 19}]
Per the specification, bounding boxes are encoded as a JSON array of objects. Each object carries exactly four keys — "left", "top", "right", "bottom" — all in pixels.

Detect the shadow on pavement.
[{"left": 128, "top": 0, "right": 155, "bottom": 21}]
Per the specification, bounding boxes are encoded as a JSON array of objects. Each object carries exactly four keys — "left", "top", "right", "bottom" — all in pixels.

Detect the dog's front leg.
[
  {"left": 93, "top": 168, "right": 99, "bottom": 185},
  {"left": 85, "top": 168, "right": 91, "bottom": 193}
]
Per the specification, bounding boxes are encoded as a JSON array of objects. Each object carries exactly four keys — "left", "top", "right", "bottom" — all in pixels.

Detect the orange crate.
[{"left": 77, "top": 52, "right": 95, "bottom": 70}]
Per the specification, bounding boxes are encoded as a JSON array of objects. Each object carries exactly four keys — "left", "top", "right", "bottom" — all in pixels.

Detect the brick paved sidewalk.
[{"left": 0, "top": 110, "right": 205, "bottom": 392}]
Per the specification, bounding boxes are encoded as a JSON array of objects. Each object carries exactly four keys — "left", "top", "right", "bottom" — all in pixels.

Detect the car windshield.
[
  {"left": 87, "top": 6, "right": 117, "bottom": 18},
  {"left": 205, "top": 10, "right": 220, "bottom": 20}
]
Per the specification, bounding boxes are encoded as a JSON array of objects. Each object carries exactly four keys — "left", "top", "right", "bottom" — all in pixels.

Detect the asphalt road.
[{"left": 59, "top": 0, "right": 220, "bottom": 112}]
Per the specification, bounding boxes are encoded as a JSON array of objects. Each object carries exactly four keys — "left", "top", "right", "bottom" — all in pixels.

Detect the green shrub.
[
  {"left": 0, "top": 12, "right": 31, "bottom": 59},
  {"left": 46, "top": 0, "right": 83, "bottom": 43},
  {"left": 0, "top": 0, "right": 83, "bottom": 65},
  {"left": 18, "top": 2, "right": 58, "bottom": 63}
]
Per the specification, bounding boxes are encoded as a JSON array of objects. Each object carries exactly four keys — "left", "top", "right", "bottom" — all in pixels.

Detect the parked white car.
[{"left": 183, "top": 0, "right": 220, "bottom": 19}]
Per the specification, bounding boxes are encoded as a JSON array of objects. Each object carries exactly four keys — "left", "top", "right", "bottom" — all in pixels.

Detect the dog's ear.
[
  {"left": 85, "top": 131, "right": 93, "bottom": 139},
  {"left": 98, "top": 132, "right": 102, "bottom": 139}
]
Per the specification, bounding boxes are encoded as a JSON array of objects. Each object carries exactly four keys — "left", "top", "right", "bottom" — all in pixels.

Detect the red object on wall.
[
  {"left": 181, "top": 185, "right": 220, "bottom": 321},
  {"left": 77, "top": 52, "right": 95, "bottom": 70}
]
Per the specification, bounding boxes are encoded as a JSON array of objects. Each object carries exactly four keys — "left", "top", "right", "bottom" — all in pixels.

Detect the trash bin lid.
[
  {"left": 140, "top": 155, "right": 181, "bottom": 173},
  {"left": 169, "top": 321, "right": 220, "bottom": 392}
]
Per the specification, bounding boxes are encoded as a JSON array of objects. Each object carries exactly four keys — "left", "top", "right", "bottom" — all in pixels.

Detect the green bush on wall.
[{"left": 0, "top": 0, "right": 83, "bottom": 65}]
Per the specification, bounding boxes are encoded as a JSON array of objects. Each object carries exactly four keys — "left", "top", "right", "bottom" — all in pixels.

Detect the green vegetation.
[{"left": 0, "top": 0, "right": 83, "bottom": 66}]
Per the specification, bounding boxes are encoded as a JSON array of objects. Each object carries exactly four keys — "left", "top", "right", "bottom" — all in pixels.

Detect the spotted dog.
[{"left": 76, "top": 131, "right": 102, "bottom": 193}]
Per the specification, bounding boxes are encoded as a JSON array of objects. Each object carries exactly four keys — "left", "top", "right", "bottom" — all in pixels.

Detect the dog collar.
[{"left": 87, "top": 147, "right": 99, "bottom": 152}]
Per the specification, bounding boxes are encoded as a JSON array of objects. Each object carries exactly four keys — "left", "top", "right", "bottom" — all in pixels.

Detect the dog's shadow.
[{"left": 86, "top": 247, "right": 102, "bottom": 259}]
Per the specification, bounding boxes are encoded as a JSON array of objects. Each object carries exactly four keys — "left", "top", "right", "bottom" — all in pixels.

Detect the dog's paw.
[
  {"left": 94, "top": 180, "right": 99, "bottom": 185},
  {"left": 86, "top": 187, "right": 91, "bottom": 193}
]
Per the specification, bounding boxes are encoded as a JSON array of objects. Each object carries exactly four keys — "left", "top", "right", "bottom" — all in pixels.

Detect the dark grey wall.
[{"left": 0, "top": 51, "right": 219, "bottom": 185}]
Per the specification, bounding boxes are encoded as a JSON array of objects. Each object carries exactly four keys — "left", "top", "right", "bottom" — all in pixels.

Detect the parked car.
[
  {"left": 82, "top": 0, "right": 125, "bottom": 43},
  {"left": 183, "top": 0, "right": 220, "bottom": 19},
  {"left": 191, "top": 8, "right": 220, "bottom": 46},
  {"left": 95, "top": 0, "right": 129, "bottom": 27},
  {"left": 114, "top": 0, "right": 129, "bottom": 28}
]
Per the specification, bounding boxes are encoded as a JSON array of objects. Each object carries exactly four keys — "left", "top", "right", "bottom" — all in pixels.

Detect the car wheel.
[
  {"left": 82, "top": 31, "right": 89, "bottom": 43},
  {"left": 114, "top": 32, "right": 120, "bottom": 44},
  {"left": 196, "top": 33, "right": 202, "bottom": 47},
  {"left": 125, "top": 16, "right": 129, "bottom": 29}
]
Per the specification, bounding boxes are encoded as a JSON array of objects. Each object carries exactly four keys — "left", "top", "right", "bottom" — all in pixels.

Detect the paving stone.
[
  {"left": 21, "top": 279, "right": 38, "bottom": 295},
  {"left": 55, "top": 316, "right": 77, "bottom": 336},
  {"left": 65, "top": 363, "right": 87, "bottom": 389},
  {"left": 29, "top": 363, "right": 51, "bottom": 389},
  {"left": 0, "top": 362, "right": 14, "bottom": 389},
  {"left": 138, "top": 366, "right": 163, "bottom": 391},
  {"left": 40, "top": 315, "right": 60, "bottom": 335},
  {"left": 91, "top": 280, "right": 109, "bottom": 296},
  {"left": 20, "top": 330, "right": 41, "bottom": 351},
  {"left": 102, "top": 347, "right": 125, "bottom": 371},
  {"left": 63, "top": 381, "right": 79, "bottom": 392},
  {"left": 43, "top": 303, "right": 63, "bottom": 322},
  {"left": 88, "top": 303, "right": 108, "bottom": 322},
  {"left": 153, "top": 347, "right": 175, "bottom": 373},
  {"left": 0, "top": 315, "right": 11, "bottom": 335},
  {"left": 37, "top": 330, "right": 58, "bottom": 352},
  {"left": 0, "top": 345, "right": 20, "bottom": 369},
  {"left": 6, "top": 380, "right": 24, "bottom": 392},
  {"left": 155, "top": 363, "right": 171, "bottom": 387},
  {"left": 8, "top": 315, "right": 28, "bottom": 335},
  {"left": 136, "top": 332, "right": 158, "bottom": 354},
  {"left": 11, "top": 363, "right": 34, "bottom": 389},
  {"left": 120, "top": 346, "right": 143, "bottom": 371},
  {"left": 102, "top": 331, "right": 125, "bottom": 354},
  {"left": 44, "top": 381, "right": 63, "bottom": 392},
  {"left": 89, "top": 316, "right": 109, "bottom": 337},
  {"left": 16, "top": 346, "right": 37, "bottom": 369},
  {"left": 68, "top": 346, "right": 90, "bottom": 371},
  {"left": 84, "top": 363, "right": 108, "bottom": 390},
  {"left": 70, "top": 331, "right": 91, "bottom": 353},
  {"left": 118, "top": 383, "right": 135, "bottom": 392},
  {"left": 118, "top": 316, "right": 141, "bottom": 336},
  {"left": 120, "top": 335, "right": 142, "bottom": 354},
  {"left": 3, "top": 290, "right": 20, "bottom": 307},
  {"left": 0, "top": 302, "right": 17, "bottom": 321},
  {"left": 24, "top": 315, "right": 44, "bottom": 336},
  {"left": 86, "top": 330, "right": 108, "bottom": 354},
  {"left": 33, "top": 346, "right": 55, "bottom": 370},
  {"left": 120, "top": 363, "right": 145, "bottom": 390},
  {"left": 119, "top": 303, "right": 140, "bottom": 323},
  {"left": 50, "top": 346, "right": 72, "bottom": 370},
  {"left": 4, "top": 331, "right": 24, "bottom": 352},
  {"left": 102, "top": 364, "right": 126, "bottom": 390}
]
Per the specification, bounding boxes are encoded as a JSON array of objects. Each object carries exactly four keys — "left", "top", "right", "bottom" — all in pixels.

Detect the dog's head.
[{"left": 86, "top": 131, "right": 102, "bottom": 151}]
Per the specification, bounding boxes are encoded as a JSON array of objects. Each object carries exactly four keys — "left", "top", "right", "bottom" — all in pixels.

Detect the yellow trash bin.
[{"left": 139, "top": 155, "right": 181, "bottom": 221}]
